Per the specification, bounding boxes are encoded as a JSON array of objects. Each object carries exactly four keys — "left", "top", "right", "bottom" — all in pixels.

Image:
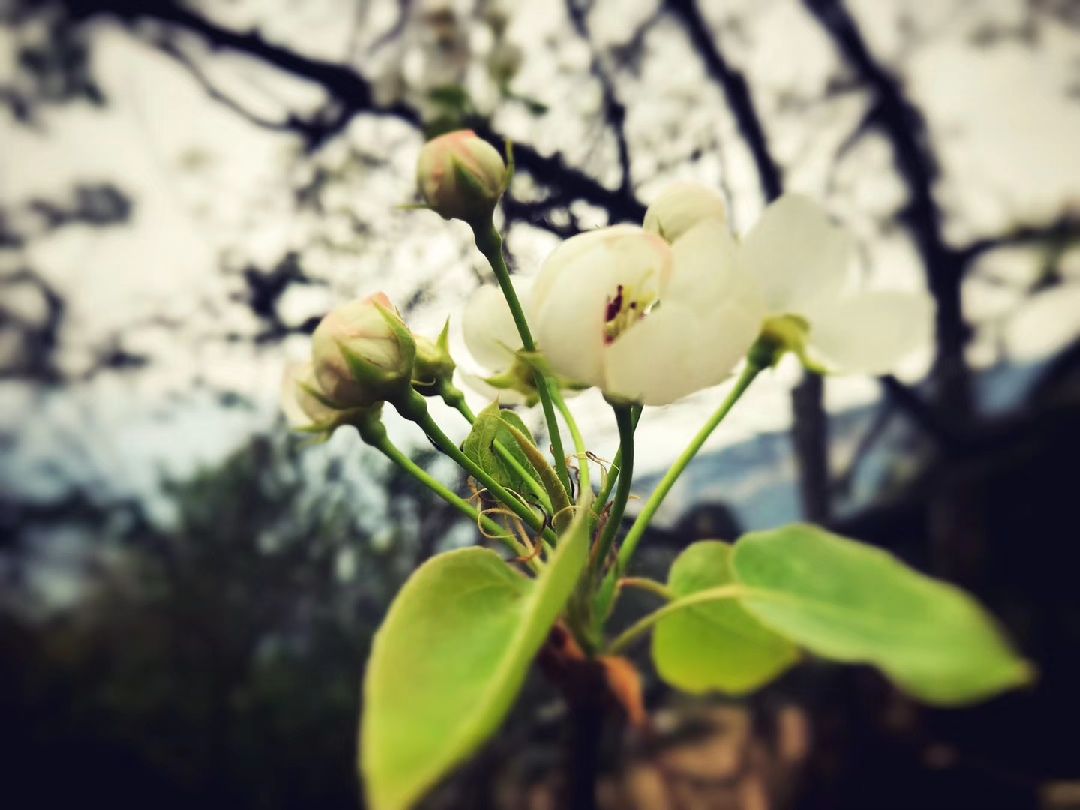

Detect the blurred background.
[{"left": 2, "top": 0, "right": 1080, "bottom": 808}]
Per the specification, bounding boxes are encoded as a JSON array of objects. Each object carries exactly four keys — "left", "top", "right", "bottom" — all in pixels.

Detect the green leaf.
[
  {"left": 360, "top": 499, "right": 591, "bottom": 810},
  {"left": 651, "top": 542, "right": 798, "bottom": 694},
  {"left": 731, "top": 524, "right": 1033, "bottom": 706},
  {"left": 497, "top": 413, "right": 572, "bottom": 531},
  {"left": 462, "top": 403, "right": 548, "bottom": 509}
]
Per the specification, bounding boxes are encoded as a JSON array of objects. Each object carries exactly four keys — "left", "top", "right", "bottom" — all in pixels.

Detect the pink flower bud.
[{"left": 417, "top": 130, "right": 507, "bottom": 224}]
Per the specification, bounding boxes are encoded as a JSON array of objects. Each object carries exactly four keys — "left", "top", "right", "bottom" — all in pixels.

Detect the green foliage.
[
  {"left": 461, "top": 403, "right": 551, "bottom": 510},
  {"left": 360, "top": 499, "right": 591, "bottom": 810},
  {"left": 730, "top": 524, "right": 1033, "bottom": 705},
  {"left": 652, "top": 541, "right": 797, "bottom": 694}
]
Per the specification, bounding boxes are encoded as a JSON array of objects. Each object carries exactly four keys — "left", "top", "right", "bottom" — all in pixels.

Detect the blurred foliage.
[{"left": 1, "top": 430, "right": 468, "bottom": 809}]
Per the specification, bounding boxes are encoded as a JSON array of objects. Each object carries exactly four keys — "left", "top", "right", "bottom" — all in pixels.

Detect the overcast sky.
[{"left": 2, "top": 0, "right": 1080, "bottom": 513}]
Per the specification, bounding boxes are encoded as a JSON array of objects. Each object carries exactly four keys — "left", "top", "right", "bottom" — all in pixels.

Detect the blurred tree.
[{"left": 0, "top": 429, "right": 469, "bottom": 809}]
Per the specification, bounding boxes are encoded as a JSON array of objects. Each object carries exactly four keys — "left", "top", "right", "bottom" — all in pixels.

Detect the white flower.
[
  {"left": 738, "top": 194, "right": 934, "bottom": 375},
  {"left": 528, "top": 223, "right": 765, "bottom": 406},
  {"left": 460, "top": 278, "right": 538, "bottom": 405},
  {"left": 462, "top": 282, "right": 527, "bottom": 376},
  {"left": 643, "top": 181, "right": 728, "bottom": 243}
]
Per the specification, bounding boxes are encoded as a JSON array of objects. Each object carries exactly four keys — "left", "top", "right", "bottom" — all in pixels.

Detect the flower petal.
[
  {"left": 529, "top": 226, "right": 671, "bottom": 390},
  {"left": 738, "top": 194, "right": 853, "bottom": 316},
  {"left": 603, "top": 303, "right": 700, "bottom": 405},
  {"left": 528, "top": 224, "right": 643, "bottom": 314},
  {"left": 809, "top": 290, "right": 934, "bottom": 375},
  {"left": 603, "top": 298, "right": 761, "bottom": 406},
  {"left": 668, "top": 219, "right": 766, "bottom": 321},
  {"left": 644, "top": 182, "right": 728, "bottom": 244},
  {"left": 529, "top": 247, "right": 615, "bottom": 388},
  {"left": 463, "top": 282, "right": 527, "bottom": 373}
]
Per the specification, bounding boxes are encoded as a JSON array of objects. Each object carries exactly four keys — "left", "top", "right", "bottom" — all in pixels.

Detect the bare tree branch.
[
  {"left": 60, "top": 0, "right": 646, "bottom": 224},
  {"left": 565, "top": 0, "right": 633, "bottom": 198},
  {"left": 666, "top": 0, "right": 833, "bottom": 522},
  {"left": 666, "top": 0, "right": 783, "bottom": 201},
  {"left": 804, "top": 0, "right": 973, "bottom": 416},
  {"left": 956, "top": 215, "right": 1080, "bottom": 265}
]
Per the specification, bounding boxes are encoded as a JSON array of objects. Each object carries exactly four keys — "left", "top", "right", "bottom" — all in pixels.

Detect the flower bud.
[
  {"left": 417, "top": 130, "right": 507, "bottom": 224},
  {"left": 281, "top": 360, "right": 341, "bottom": 429},
  {"left": 643, "top": 182, "right": 728, "bottom": 244},
  {"left": 311, "top": 293, "right": 416, "bottom": 408},
  {"left": 412, "top": 320, "right": 456, "bottom": 396}
]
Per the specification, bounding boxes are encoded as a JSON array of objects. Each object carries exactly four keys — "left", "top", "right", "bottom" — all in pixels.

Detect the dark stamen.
[{"left": 605, "top": 285, "right": 624, "bottom": 323}]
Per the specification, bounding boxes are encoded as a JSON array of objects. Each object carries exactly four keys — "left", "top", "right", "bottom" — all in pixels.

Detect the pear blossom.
[
  {"left": 459, "top": 279, "right": 539, "bottom": 404},
  {"left": 462, "top": 282, "right": 526, "bottom": 376},
  {"left": 528, "top": 223, "right": 765, "bottom": 406},
  {"left": 734, "top": 193, "right": 934, "bottom": 375}
]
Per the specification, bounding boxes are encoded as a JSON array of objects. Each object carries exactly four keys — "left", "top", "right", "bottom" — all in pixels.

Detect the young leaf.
[
  {"left": 731, "top": 524, "right": 1033, "bottom": 706},
  {"left": 360, "top": 499, "right": 591, "bottom": 810},
  {"left": 652, "top": 542, "right": 797, "bottom": 694},
  {"left": 497, "top": 413, "right": 573, "bottom": 531},
  {"left": 462, "top": 403, "right": 547, "bottom": 508}
]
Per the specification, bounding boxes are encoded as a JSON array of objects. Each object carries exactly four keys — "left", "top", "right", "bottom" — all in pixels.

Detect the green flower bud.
[
  {"left": 311, "top": 293, "right": 416, "bottom": 408},
  {"left": 411, "top": 320, "right": 456, "bottom": 396},
  {"left": 416, "top": 130, "right": 507, "bottom": 225}
]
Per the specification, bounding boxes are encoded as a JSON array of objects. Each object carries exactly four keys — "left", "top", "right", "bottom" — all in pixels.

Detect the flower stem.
[
  {"left": 606, "top": 584, "right": 747, "bottom": 654},
  {"left": 440, "top": 381, "right": 553, "bottom": 512},
  {"left": 473, "top": 223, "right": 572, "bottom": 496},
  {"left": 613, "top": 362, "right": 763, "bottom": 579},
  {"left": 618, "top": 576, "right": 674, "bottom": 602},
  {"left": 400, "top": 391, "right": 556, "bottom": 544},
  {"left": 356, "top": 415, "right": 537, "bottom": 569},
  {"left": 595, "top": 406, "right": 641, "bottom": 510},
  {"left": 552, "top": 391, "right": 589, "bottom": 496},
  {"left": 438, "top": 380, "right": 476, "bottom": 422},
  {"left": 591, "top": 405, "right": 635, "bottom": 582}
]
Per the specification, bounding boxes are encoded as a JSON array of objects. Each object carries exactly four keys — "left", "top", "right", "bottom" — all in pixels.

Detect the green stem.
[
  {"left": 614, "top": 362, "right": 763, "bottom": 578},
  {"left": 401, "top": 392, "right": 556, "bottom": 544},
  {"left": 606, "top": 584, "right": 747, "bottom": 654},
  {"left": 440, "top": 381, "right": 554, "bottom": 516},
  {"left": 473, "top": 223, "right": 572, "bottom": 496},
  {"left": 438, "top": 380, "right": 476, "bottom": 422},
  {"left": 595, "top": 406, "right": 641, "bottom": 510},
  {"left": 618, "top": 577, "right": 674, "bottom": 602},
  {"left": 591, "top": 405, "right": 635, "bottom": 581},
  {"left": 358, "top": 417, "right": 537, "bottom": 570},
  {"left": 553, "top": 391, "right": 589, "bottom": 496}
]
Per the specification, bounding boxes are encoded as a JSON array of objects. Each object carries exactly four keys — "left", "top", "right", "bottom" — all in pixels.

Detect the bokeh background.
[{"left": 3, "top": 1, "right": 1080, "bottom": 808}]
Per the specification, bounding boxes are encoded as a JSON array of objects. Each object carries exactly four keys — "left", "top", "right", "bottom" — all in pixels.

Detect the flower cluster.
[
  {"left": 284, "top": 129, "right": 932, "bottom": 424},
  {"left": 462, "top": 180, "right": 932, "bottom": 407}
]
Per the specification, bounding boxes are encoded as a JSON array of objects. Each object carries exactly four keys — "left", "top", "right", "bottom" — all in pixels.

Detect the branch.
[
  {"left": 955, "top": 215, "right": 1080, "bottom": 265},
  {"left": 667, "top": 0, "right": 782, "bottom": 201},
  {"left": 565, "top": 0, "right": 633, "bottom": 198},
  {"left": 151, "top": 35, "right": 304, "bottom": 135},
  {"left": 804, "top": 0, "right": 969, "bottom": 398},
  {"left": 62, "top": 0, "right": 646, "bottom": 223},
  {"left": 880, "top": 375, "right": 969, "bottom": 450}
]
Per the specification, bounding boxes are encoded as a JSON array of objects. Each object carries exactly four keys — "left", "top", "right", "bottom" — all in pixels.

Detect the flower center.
[{"left": 603, "top": 283, "right": 658, "bottom": 345}]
